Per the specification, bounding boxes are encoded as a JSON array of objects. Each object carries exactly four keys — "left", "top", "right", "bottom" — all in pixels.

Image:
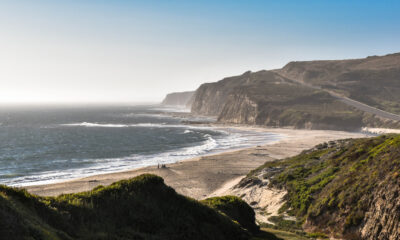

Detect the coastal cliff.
[
  {"left": 236, "top": 134, "right": 400, "bottom": 239},
  {"left": 192, "top": 70, "right": 367, "bottom": 130},
  {"left": 190, "top": 53, "right": 400, "bottom": 130},
  {"left": 191, "top": 71, "right": 253, "bottom": 116},
  {"left": 161, "top": 91, "right": 195, "bottom": 107}
]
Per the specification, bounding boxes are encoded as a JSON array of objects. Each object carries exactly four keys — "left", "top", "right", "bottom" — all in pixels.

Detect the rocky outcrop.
[
  {"left": 361, "top": 181, "right": 400, "bottom": 240},
  {"left": 161, "top": 91, "right": 195, "bottom": 107}
]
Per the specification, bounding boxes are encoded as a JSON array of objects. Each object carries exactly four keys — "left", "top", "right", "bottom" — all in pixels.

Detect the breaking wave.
[{"left": 60, "top": 122, "right": 168, "bottom": 128}]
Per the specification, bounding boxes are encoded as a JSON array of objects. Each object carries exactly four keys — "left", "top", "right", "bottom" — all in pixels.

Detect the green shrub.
[
  {"left": 0, "top": 174, "right": 258, "bottom": 240},
  {"left": 249, "top": 134, "right": 400, "bottom": 237},
  {"left": 202, "top": 195, "right": 259, "bottom": 233}
]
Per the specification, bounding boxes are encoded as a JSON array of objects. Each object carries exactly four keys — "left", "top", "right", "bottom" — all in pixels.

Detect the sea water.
[{"left": 0, "top": 105, "right": 281, "bottom": 186}]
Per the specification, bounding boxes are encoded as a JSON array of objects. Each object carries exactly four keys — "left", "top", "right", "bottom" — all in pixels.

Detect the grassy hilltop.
[
  {"left": 0, "top": 174, "right": 274, "bottom": 240},
  {"left": 277, "top": 53, "right": 400, "bottom": 114}
]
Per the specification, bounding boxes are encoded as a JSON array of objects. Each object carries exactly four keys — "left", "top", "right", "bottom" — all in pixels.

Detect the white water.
[{"left": 12, "top": 127, "right": 282, "bottom": 187}]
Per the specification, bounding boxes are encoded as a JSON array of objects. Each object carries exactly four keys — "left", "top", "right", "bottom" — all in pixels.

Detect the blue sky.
[{"left": 0, "top": 0, "right": 399, "bottom": 103}]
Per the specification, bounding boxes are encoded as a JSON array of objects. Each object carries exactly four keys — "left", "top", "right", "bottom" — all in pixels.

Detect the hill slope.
[
  {"left": 191, "top": 53, "right": 400, "bottom": 130},
  {"left": 276, "top": 53, "right": 400, "bottom": 115},
  {"left": 0, "top": 174, "right": 269, "bottom": 240},
  {"left": 243, "top": 134, "right": 400, "bottom": 239}
]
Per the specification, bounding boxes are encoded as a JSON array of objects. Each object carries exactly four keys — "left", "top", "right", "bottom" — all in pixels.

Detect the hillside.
[
  {"left": 161, "top": 91, "right": 195, "bottom": 107},
  {"left": 0, "top": 174, "right": 275, "bottom": 240},
  {"left": 191, "top": 53, "right": 400, "bottom": 130},
  {"left": 240, "top": 134, "right": 400, "bottom": 239},
  {"left": 276, "top": 53, "right": 400, "bottom": 115}
]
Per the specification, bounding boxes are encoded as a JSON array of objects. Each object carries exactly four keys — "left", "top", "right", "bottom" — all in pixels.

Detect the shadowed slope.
[{"left": 0, "top": 174, "right": 274, "bottom": 240}]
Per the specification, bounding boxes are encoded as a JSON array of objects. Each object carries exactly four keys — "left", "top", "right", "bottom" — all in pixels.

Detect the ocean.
[{"left": 0, "top": 105, "right": 281, "bottom": 186}]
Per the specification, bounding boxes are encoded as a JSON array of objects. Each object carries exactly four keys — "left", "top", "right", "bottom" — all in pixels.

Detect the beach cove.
[{"left": 26, "top": 127, "right": 367, "bottom": 199}]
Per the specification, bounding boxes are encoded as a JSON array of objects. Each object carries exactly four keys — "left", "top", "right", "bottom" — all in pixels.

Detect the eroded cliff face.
[
  {"left": 360, "top": 181, "right": 400, "bottom": 240},
  {"left": 191, "top": 72, "right": 252, "bottom": 115},
  {"left": 190, "top": 83, "right": 229, "bottom": 116},
  {"left": 190, "top": 53, "right": 400, "bottom": 130},
  {"left": 303, "top": 170, "right": 400, "bottom": 240},
  {"left": 218, "top": 91, "right": 365, "bottom": 131},
  {"left": 218, "top": 92, "right": 258, "bottom": 124},
  {"left": 161, "top": 91, "right": 195, "bottom": 107},
  {"left": 192, "top": 70, "right": 366, "bottom": 130}
]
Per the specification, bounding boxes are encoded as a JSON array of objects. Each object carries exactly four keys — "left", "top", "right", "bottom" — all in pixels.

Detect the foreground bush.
[
  {"left": 202, "top": 195, "right": 259, "bottom": 233},
  {"left": 0, "top": 174, "right": 269, "bottom": 240}
]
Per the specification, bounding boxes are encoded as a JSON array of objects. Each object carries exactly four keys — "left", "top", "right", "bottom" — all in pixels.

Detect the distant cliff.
[
  {"left": 190, "top": 53, "right": 400, "bottom": 130},
  {"left": 161, "top": 91, "right": 195, "bottom": 107}
]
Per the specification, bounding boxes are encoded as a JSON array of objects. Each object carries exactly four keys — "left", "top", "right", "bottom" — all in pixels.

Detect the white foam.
[
  {"left": 61, "top": 122, "right": 127, "bottom": 127},
  {"left": 8, "top": 128, "right": 282, "bottom": 187},
  {"left": 170, "top": 134, "right": 218, "bottom": 156},
  {"left": 361, "top": 127, "right": 400, "bottom": 134},
  {"left": 9, "top": 134, "right": 220, "bottom": 186},
  {"left": 123, "top": 113, "right": 182, "bottom": 119},
  {"left": 59, "top": 122, "right": 227, "bottom": 132},
  {"left": 60, "top": 122, "right": 168, "bottom": 128}
]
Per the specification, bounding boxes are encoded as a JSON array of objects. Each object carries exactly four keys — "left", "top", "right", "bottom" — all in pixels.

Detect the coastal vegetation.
[
  {"left": 0, "top": 174, "right": 274, "bottom": 240},
  {"left": 201, "top": 195, "right": 259, "bottom": 233},
  {"left": 246, "top": 134, "right": 400, "bottom": 239}
]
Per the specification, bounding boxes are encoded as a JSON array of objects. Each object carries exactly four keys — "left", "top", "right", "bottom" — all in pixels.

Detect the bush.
[
  {"left": 0, "top": 174, "right": 257, "bottom": 240},
  {"left": 202, "top": 195, "right": 259, "bottom": 233}
]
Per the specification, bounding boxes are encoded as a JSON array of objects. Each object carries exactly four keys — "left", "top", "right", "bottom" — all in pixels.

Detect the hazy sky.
[{"left": 1, "top": 0, "right": 399, "bottom": 103}]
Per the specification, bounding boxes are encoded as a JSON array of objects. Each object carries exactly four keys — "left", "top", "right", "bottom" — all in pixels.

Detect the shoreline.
[
  {"left": 26, "top": 126, "right": 368, "bottom": 198},
  {"left": 13, "top": 124, "right": 282, "bottom": 187}
]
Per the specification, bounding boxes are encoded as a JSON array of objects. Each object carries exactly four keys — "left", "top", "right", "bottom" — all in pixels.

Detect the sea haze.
[{"left": 0, "top": 105, "right": 281, "bottom": 186}]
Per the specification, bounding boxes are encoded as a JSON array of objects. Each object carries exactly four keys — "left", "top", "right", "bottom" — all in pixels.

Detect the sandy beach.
[{"left": 26, "top": 127, "right": 368, "bottom": 199}]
